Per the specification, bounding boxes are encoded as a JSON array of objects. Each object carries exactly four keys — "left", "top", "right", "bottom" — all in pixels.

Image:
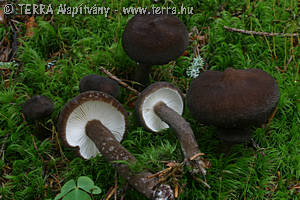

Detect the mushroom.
[
  {"left": 57, "top": 91, "right": 174, "bottom": 200},
  {"left": 79, "top": 74, "right": 120, "bottom": 98},
  {"left": 187, "top": 68, "right": 280, "bottom": 143},
  {"left": 22, "top": 95, "right": 54, "bottom": 140},
  {"left": 122, "top": 12, "right": 189, "bottom": 86},
  {"left": 135, "top": 82, "right": 208, "bottom": 177},
  {"left": 22, "top": 95, "right": 54, "bottom": 120}
]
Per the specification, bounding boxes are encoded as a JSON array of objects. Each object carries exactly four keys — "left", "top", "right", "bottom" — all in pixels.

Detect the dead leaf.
[
  {"left": 277, "top": 171, "right": 281, "bottom": 179},
  {"left": 0, "top": 10, "right": 5, "bottom": 25},
  {"left": 0, "top": 32, "right": 11, "bottom": 62},
  {"left": 126, "top": 93, "right": 138, "bottom": 109},
  {"left": 25, "top": 16, "right": 37, "bottom": 38},
  {"left": 189, "top": 152, "right": 205, "bottom": 161},
  {"left": 0, "top": 47, "right": 11, "bottom": 62},
  {"left": 166, "top": 161, "right": 176, "bottom": 168},
  {"left": 182, "top": 50, "right": 189, "bottom": 56},
  {"left": 174, "top": 183, "right": 179, "bottom": 198},
  {"left": 3, "top": 79, "right": 11, "bottom": 88},
  {"left": 289, "top": 183, "right": 300, "bottom": 194}
]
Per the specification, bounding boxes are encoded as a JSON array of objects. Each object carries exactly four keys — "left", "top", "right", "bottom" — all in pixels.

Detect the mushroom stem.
[
  {"left": 216, "top": 127, "right": 253, "bottom": 143},
  {"left": 134, "top": 63, "right": 152, "bottom": 87},
  {"left": 85, "top": 120, "right": 174, "bottom": 200},
  {"left": 153, "top": 102, "right": 208, "bottom": 178}
]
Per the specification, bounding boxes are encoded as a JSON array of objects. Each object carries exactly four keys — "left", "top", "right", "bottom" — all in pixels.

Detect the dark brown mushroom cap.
[
  {"left": 122, "top": 12, "right": 189, "bottom": 65},
  {"left": 135, "top": 82, "right": 184, "bottom": 132},
  {"left": 79, "top": 75, "right": 120, "bottom": 98},
  {"left": 187, "top": 68, "right": 280, "bottom": 128},
  {"left": 22, "top": 95, "right": 54, "bottom": 120},
  {"left": 57, "top": 91, "right": 128, "bottom": 159}
]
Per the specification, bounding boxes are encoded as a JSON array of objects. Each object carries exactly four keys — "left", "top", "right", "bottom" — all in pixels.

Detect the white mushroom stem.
[
  {"left": 153, "top": 101, "right": 208, "bottom": 178},
  {"left": 85, "top": 120, "right": 174, "bottom": 200}
]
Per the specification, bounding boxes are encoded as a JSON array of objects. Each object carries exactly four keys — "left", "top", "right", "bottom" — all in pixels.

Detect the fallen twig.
[
  {"left": 149, "top": 159, "right": 210, "bottom": 190},
  {"left": 267, "top": 107, "right": 278, "bottom": 125},
  {"left": 224, "top": 26, "right": 300, "bottom": 37},
  {"left": 147, "top": 162, "right": 184, "bottom": 185},
  {"left": 147, "top": 167, "right": 173, "bottom": 179},
  {"left": 157, "top": 163, "right": 184, "bottom": 184},
  {"left": 100, "top": 67, "right": 188, "bottom": 98},
  {"left": 104, "top": 186, "right": 118, "bottom": 200},
  {"left": 99, "top": 67, "right": 140, "bottom": 95},
  {"left": 114, "top": 171, "right": 118, "bottom": 200}
]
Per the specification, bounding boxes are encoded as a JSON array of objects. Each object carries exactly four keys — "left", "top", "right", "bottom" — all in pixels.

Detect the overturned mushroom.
[
  {"left": 79, "top": 74, "right": 120, "bottom": 98},
  {"left": 135, "top": 82, "right": 208, "bottom": 177},
  {"left": 58, "top": 91, "right": 174, "bottom": 200},
  {"left": 187, "top": 68, "right": 280, "bottom": 143},
  {"left": 122, "top": 12, "right": 189, "bottom": 86},
  {"left": 57, "top": 91, "right": 126, "bottom": 159}
]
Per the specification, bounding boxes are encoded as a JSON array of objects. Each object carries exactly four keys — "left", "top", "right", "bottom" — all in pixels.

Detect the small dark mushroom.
[
  {"left": 122, "top": 12, "right": 189, "bottom": 86},
  {"left": 21, "top": 95, "right": 54, "bottom": 139},
  {"left": 79, "top": 74, "right": 120, "bottom": 98},
  {"left": 187, "top": 68, "right": 280, "bottom": 143},
  {"left": 22, "top": 95, "right": 54, "bottom": 120},
  {"left": 135, "top": 82, "right": 208, "bottom": 177},
  {"left": 58, "top": 91, "right": 174, "bottom": 200}
]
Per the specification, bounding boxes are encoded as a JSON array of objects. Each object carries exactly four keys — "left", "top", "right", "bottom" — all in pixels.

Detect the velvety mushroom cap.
[
  {"left": 79, "top": 74, "right": 120, "bottom": 98},
  {"left": 22, "top": 95, "right": 54, "bottom": 120},
  {"left": 57, "top": 91, "right": 127, "bottom": 159},
  {"left": 122, "top": 12, "right": 189, "bottom": 65},
  {"left": 135, "top": 82, "right": 184, "bottom": 132},
  {"left": 187, "top": 68, "right": 280, "bottom": 128}
]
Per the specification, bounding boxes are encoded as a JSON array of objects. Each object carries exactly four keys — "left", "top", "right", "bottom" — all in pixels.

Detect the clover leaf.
[{"left": 54, "top": 176, "right": 101, "bottom": 200}]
